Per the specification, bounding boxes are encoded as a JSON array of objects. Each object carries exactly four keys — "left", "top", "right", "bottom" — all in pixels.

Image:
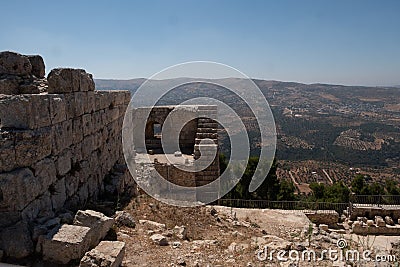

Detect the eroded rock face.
[
  {"left": 0, "top": 52, "right": 47, "bottom": 95},
  {"left": 0, "top": 51, "right": 32, "bottom": 76},
  {"left": 47, "top": 68, "right": 95, "bottom": 93},
  {"left": 26, "top": 55, "right": 45, "bottom": 78},
  {"left": 0, "top": 221, "right": 33, "bottom": 259}
]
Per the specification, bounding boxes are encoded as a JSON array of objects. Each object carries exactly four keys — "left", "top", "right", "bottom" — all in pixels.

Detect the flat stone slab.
[
  {"left": 73, "top": 210, "right": 114, "bottom": 247},
  {"left": 42, "top": 224, "right": 91, "bottom": 264},
  {"left": 79, "top": 241, "right": 125, "bottom": 267}
]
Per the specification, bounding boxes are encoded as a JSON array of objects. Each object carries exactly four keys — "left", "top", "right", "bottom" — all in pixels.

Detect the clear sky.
[{"left": 1, "top": 0, "right": 399, "bottom": 86}]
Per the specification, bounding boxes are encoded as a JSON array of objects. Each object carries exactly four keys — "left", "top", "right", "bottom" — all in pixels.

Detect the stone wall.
[
  {"left": 350, "top": 206, "right": 400, "bottom": 221},
  {"left": 304, "top": 210, "right": 339, "bottom": 227},
  {"left": 0, "top": 52, "right": 135, "bottom": 258},
  {"left": 130, "top": 105, "right": 220, "bottom": 203}
]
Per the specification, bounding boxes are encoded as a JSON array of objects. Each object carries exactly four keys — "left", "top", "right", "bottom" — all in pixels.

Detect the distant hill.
[{"left": 95, "top": 78, "right": 400, "bottom": 181}]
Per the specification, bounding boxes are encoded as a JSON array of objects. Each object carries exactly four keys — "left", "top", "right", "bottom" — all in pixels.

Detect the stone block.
[
  {"left": 0, "top": 51, "right": 32, "bottom": 76},
  {"left": 47, "top": 68, "right": 80, "bottom": 93},
  {"left": 32, "top": 157, "right": 57, "bottom": 194},
  {"left": 92, "top": 110, "right": 103, "bottom": 133},
  {"left": 79, "top": 241, "right": 125, "bottom": 267},
  {"left": 150, "top": 234, "right": 169, "bottom": 246},
  {"left": 71, "top": 142, "right": 83, "bottom": 164},
  {"left": 94, "top": 91, "right": 111, "bottom": 110},
  {"left": 21, "top": 191, "right": 52, "bottom": 221},
  {"left": 0, "top": 168, "right": 41, "bottom": 211},
  {"left": 0, "top": 131, "right": 16, "bottom": 172},
  {"left": 82, "top": 113, "right": 93, "bottom": 136},
  {"left": 26, "top": 55, "right": 45, "bottom": 78},
  {"left": 0, "top": 76, "right": 19, "bottom": 94},
  {"left": 55, "top": 148, "right": 72, "bottom": 176},
  {"left": 85, "top": 91, "right": 95, "bottom": 113},
  {"left": 74, "top": 91, "right": 86, "bottom": 117},
  {"left": 79, "top": 71, "right": 95, "bottom": 92},
  {"left": 82, "top": 134, "right": 95, "bottom": 158},
  {"left": 14, "top": 127, "right": 52, "bottom": 167},
  {"left": 48, "top": 94, "right": 67, "bottom": 124},
  {"left": 42, "top": 224, "right": 91, "bottom": 264},
  {"left": 51, "top": 177, "right": 66, "bottom": 211},
  {"left": 52, "top": 120, "right": 72, "bottom": 154},
  {"left": 72, "top": 116, "right": 84, "bottom": 144},
  {"left": 65, "top": 173, "right": 80, "bottom": 198},
  {"left": 0, "top": 221, "right": 33, "bottom": 259},
  {"left": 73, "top": 210, "right": 114, "bottom": 247},
  {"left": 0, "top": 94, "right": 33, "bottom": 129},
  {"left": 64, "top": 93, "right": 75, "bottom": 119}
]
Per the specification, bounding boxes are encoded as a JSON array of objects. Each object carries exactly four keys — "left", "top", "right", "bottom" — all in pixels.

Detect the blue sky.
[{"left": 1, "top": 0, "right": 399, "bottom": 86}]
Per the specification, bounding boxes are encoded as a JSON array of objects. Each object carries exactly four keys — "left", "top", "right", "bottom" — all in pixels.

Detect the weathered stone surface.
[
  {"left": 374, "top": 216, "right": 386, "bottom": 227},
  {"left": 0, "top": 221, "right": 34, "bottom": 259},
  {"left": 0, "top": 211, "right": 21, "bottom": 228},
  {"left": 49, "top": 94, "right": 67, "bottom": 124},
  {"left": 0, "top": 51, "right": 32, "bottom": 76},
  {"left": 0, "top": 94, "right": 54, "bottom": 129},
  {"left": 47, "top": 68, "right": 78, "bottom": 93},
  {"left": 150, "top": 234, "right": 169, "bottom": 246},
  {"left": 115, "top": 211, "right": 136, "bottom": 228},
  {"left": 74, "top": 210, "right": 114, "bottom": 247},
  {"left": 32, "top": 157, "right": 57, "bottom": 192},
  {"left": 55, "top": 148, "right": 72, "bottom": 176},
  {"left": 139, "top": 220, "right": 166, "bottom": 230},
  {"left": 26, "top": 55, "right": 45, "bottom": 78},
  {"left": 319, "top": 224, "right": 329, "bottom": 231},
  {"left": 0, "top": 168, "right": 40, "bottom": 211},
  {"left": 48, "top": 68, "right": 94, "bottom": 93},
  {"left": 52, "top": 120, "right": 73, "bottom": 154},
  {"left": 15, "top": 127, "right": 52, "bottom": 167},
  {"left": 50, "top": 177, "right": 67, "bottom": 211},
  {"left": 385, "top": 216, "right": 395, "bottom": 226},
  {"left": 0, "top": 131, "right": 16, "bottom": 172},
  {"left": 0, "top": 76, "right": 19, "bottom": 94},
  {"left": 21, "top": 191, "right": 53, "bottom": 221},
  {"left": 79, "top": 241, "right": 125, "bottom": 267},
  {"left": 82, "top": 113, "right": 93, "bottom": 136},
  {"left": 173, "top": 225, "right": 187, "bottom": 240},
  {"left": 42, "top": 224, "right": 91, "bottom": 264},
  {"left": 0, "top": 94, "right": 32, "bottom": 129}
]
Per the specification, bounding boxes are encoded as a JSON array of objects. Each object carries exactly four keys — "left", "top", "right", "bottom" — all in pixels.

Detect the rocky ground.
[{"left": 111, "top": 195, "right": 399, "bottom": 267}]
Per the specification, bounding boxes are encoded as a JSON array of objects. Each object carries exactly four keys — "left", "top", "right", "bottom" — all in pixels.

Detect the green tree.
[
  {"left": 351, "top": 174, "right": 365, "bottom": 194},
  {"left": 277, "top": 179, "right": 297, "bottom": 201}
]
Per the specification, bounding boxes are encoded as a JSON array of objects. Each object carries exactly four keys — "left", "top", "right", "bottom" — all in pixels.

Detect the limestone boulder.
[
  {"left": 173, "top": 225, "right": 187, "bottom": 240},
  {"left": 385, "top": 216, "right": 395, "bottom": 226},
  {"left": 79, "top": 241, "right": 125, "bottom": 267},
  {"left": 375, "top": 216, "right": 386, "bottom": 227},
  {"left": 139, "top": 219, "right": 166, "bottom": 230},
  {"left": 42, "top": 224, "right": 91, "bottom": 264},
  {"left": 73, "top": 210, "right": 114, "bottom": 247},
  {"left": 150, "top": 234, "right": 169, "bottom": 246},
  {"left": 114, "top": 211, "right": 136, "bottom": 228}
]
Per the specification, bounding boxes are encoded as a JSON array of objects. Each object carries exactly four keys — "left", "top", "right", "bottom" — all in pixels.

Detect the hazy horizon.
[{"left": 1, "top": 0, "right": 399, "bottom": 87}]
